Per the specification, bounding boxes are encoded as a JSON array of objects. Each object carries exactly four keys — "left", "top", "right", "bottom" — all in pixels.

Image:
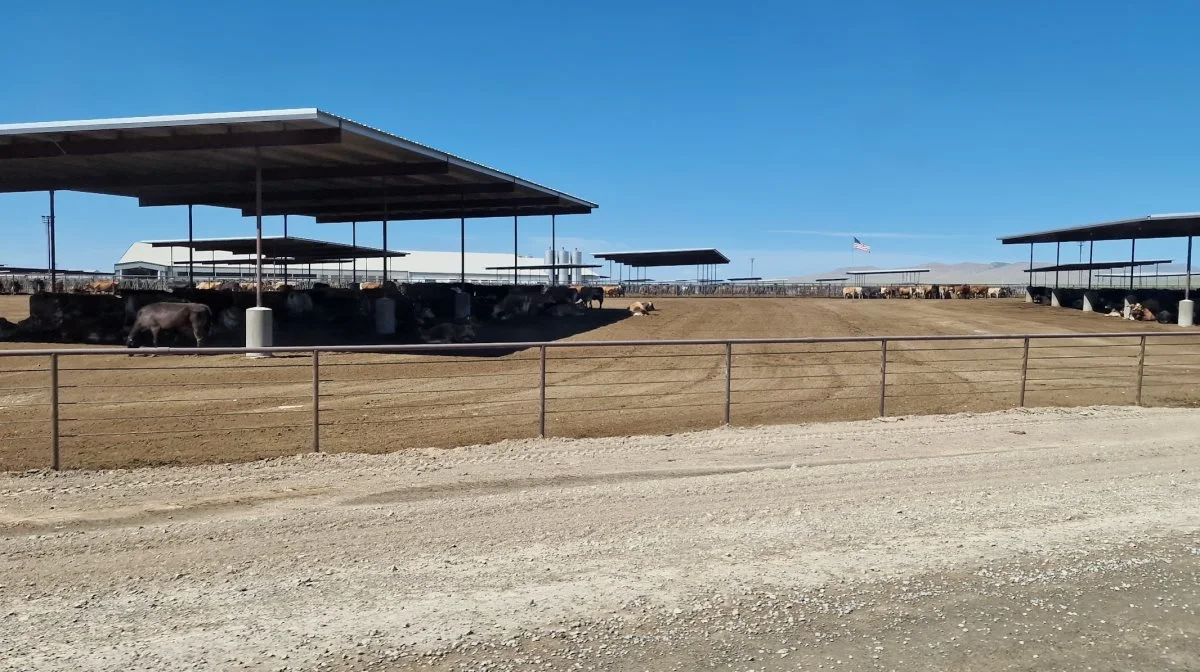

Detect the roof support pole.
[
  {"left": 282, "top": 215, "right": 289, "bottom": 287},
  {"left": 460, "top": 217, "right": 466, "bottom": 286},
  {"left": 254, "top": 151, "right": 263, "bottom": 307},
  {"left": 1028, "top": 243, "right": 1033, "bottom": 285},
  {"left": 187, "top": 204, "right": 194, "bottom": 288},
  {"left": 1054, "top": 242, "right": 1060, "bottom": 290},
  {"left": 1087, "top": 241, "right": 1093, "bottom": 289},
  {"left": 351, "top": 221, "right": 357, "bottom": 285},
  {"left": 550, "top": 214, "right": 556, "bottom": 286},
  {"left": 48, "top": 190, "right": 56, "bottom": 292},
  {"left": 513, "top": 215, "right": 519, "bottom": 285},
  {"left": 381, "top": 178, "right": 389, "bottom": 284},
  {"left": 1187, "top": 236, "right": 1193, "bottom": 300},
  {"left": 1123, "top": 238, "right": 1132, "bottom": 291}
]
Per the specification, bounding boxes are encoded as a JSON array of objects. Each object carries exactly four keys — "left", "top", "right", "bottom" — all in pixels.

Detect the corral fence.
[
  {"left": 2, "top": 330, "right": 1199, "bottom": 471},
  {"left": 624, "top": 282, "right": 1029, "bottom": 298}
]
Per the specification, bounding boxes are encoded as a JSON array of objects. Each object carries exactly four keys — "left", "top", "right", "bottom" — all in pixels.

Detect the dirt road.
[{"left": 3, "top": 406, "right": 1198, "bottom": 671}]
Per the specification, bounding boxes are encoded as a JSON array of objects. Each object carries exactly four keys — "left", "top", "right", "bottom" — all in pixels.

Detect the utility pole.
[{"left": 750, "top": 257, "right": 755, "bottom": 277}]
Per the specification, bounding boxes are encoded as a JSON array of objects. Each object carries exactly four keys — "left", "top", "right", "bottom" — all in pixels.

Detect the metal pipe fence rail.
[
  {"left": 3, "top": 330, "right": 1200, "bottom": 471},
  {"left": 624, "top": 283, "right": 1030, "bottom": 298}
]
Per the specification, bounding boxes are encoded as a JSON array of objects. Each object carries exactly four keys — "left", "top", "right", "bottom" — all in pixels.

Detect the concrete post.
[
  {"left": 245, "top": 307, "right": 273, "bottom": 358},
  {"left": 375, "top": 297, "right": 396, "bottom": 335}
]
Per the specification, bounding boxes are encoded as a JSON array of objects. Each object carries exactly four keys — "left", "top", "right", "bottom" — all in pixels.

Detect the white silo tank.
[
  {"left": 572, "top": 249, "right": 583, "bottom": 285},
  {"left": 544, "top": 247, "right": 555, "bottom": 284},
  {"left": 559, "top": 249, "right": 571, "bottom": 285}
]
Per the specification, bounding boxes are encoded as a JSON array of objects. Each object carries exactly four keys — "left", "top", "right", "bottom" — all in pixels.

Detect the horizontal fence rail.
[{"left": 3, "top": 330, "right": 1200, "bottom": 471}]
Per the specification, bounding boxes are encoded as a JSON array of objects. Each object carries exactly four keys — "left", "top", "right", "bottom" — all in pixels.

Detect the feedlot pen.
[{"left": 2, "top": 296, "right": 1200, "bottom": 471}]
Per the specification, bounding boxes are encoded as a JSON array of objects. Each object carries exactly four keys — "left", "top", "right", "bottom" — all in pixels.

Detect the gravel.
[{"left": 2, "top": 405, "right": 1198, "bottom": 671}]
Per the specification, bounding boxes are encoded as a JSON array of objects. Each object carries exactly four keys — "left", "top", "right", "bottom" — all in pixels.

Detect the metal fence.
[
  {"left": 624, "top": 282, "right": 1030, "bottom": 298},
  {"left": 2, "top": 330, "right": 1200, "bottom": 471}
]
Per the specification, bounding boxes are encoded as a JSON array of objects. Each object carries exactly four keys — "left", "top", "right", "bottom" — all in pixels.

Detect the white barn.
[{"left": 115, "top": 242, "right": 598, "bottom": 285}]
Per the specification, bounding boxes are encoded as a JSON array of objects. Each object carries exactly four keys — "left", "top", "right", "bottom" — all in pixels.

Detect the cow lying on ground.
[
  {"left": 629, "top": 301, "right": 655, "bottom": 316},
  {"left": 75, "top": 280, "right": 118, "bottom": 294},
  {"left": 127, "top": 302, "right": 211, "bottom": 349}
]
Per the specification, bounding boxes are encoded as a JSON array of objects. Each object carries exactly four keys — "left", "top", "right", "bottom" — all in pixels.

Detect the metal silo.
[
  {"left": 544, "top": 247, "right": 555, "bottom": 284},
  {"left": 559, "top": 248, "right": 571, "bottom": 285},
  {"left": 572, "top": 249, "right": 583, "bottom": 285}
]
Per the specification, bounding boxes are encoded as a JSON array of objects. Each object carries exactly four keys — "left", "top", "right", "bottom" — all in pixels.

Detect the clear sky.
[{"left": 2, "top": 1, "right": 1199, "bottom": 279}]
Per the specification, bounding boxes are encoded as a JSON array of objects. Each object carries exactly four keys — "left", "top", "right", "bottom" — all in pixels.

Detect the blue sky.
[{"left": 2, "top": 1, "right": 1199, "bottom": 279}]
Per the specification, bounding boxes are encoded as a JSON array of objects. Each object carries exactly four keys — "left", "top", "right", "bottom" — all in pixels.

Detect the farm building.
[{"left": 115, "top": 240, "right": 600, "bottom": 285}]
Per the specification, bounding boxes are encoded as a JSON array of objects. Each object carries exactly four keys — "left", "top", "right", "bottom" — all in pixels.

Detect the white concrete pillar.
[
  {"left": 375, "top": 297, "right": 396, "bottom": 335},
  {"left": 1179, "top": 299, "right": 1194, "bottom": 327},
  {"left": 1082, "top": 291, "right": 1099, "bottom": 313},
  {"left": 1025, "top": 287, "right": 1034, "bottom": 303},
  {"left": 245, "top": 307, "right": 273, "bottom": 359},
  {"left": 1050, "top": 288, "right": 1062, "bottom": 307}
]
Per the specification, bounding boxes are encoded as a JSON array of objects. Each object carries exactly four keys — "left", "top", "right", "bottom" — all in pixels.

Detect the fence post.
[
  {"left": 1135, "top": 335, "right": 1146, "bottom": 406},
  {"left": 311, "top": 350, "right": 320, "bottom": 452},
  {"left": 879, "top": 339, "right": 888, "bottom": 417},
  {"left": 49, "top": 353, "right": 60, "bottom": 471},
  {"left": 538, "top": 345, "right": 547, "bottom": 437},
  {"left": 724, "top": 342, "right": 733, "bottom": 425},
  {"left": 1018, "top": 337, "right": 1030, "bottom": 407}
]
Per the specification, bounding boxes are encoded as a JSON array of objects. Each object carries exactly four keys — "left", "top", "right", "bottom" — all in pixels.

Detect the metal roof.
[
  {"left": 1094, "top": 271, "right": 1196, "bottom": 278},
  {"left": 0, "top": 265, "right": 105, "bottom": 275},
  {"left": 813, "top": 277, "right": 849, "bottom": 282},
  {"left": 0, "top": 108, "right": 596, "bottom": 222},
  {"left": 999, "top": 213, "right": 1200, "bottom": 244},
  {"left": 1024, "top": 259, "right": 1171, "bottom": 273},
  {"left": 145, "top": 236, "right": 403, "bottom": 262},
  {"left": 592, "top": 249, "right": 730, "bottom": 267}
]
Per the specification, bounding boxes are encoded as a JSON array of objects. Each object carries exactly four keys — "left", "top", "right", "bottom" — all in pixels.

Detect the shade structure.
[
  {"left": 592, "top": 249, "right": 729, "bottom": 267},
  {"left": 146, "top": 236, "right": 402, "bottom": 263},
  {"left": 998, "top": 213, "right": 1200, "bottom": 244},
  {"left": 483, "top": 263, "right": 602, "bottom": 271},
  {"left": 1023, "top": 259, "right": 1171, "bottom": 273},
  {"left": 0, "top": 109, "right": 596, "bottom": 221}
]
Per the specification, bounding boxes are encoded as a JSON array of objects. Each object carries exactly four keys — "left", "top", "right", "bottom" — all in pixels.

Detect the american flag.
[{"left": 853, "top": 237, "right": 871, "bottom": 253}]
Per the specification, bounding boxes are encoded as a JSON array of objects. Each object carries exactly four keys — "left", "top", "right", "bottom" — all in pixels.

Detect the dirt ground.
[
  {"left": 2, "top": 407, "right": 1197, "bottom": 671},
  {"left": 3, "top": 295, "right": 1200, "bottom": 470}
]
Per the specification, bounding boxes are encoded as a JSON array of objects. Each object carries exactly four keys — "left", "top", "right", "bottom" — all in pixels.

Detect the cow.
[
  {"left": 1126, "top": 303, "right": 1157, "bottom": 322},
  {"left": 126, "top": 302, "right": 211, "bottom": 349},
  {"left": 418, "top": 321, "right": 476, "bottom": 344},
  {"left": 357, "top": 282, "right": 383, "bottom": 290},
  {"left": 492, "top": 292, "right": 538, "bottom": 320},
  {"left": 987, "top": 287, "right": 1005, "bottom": 299},
  {"left": 629, "top": 301, "right": 655, "bottom": 316},
  {"left": 575, "top": 286, "right": 605, "bottom": 309},
  {"left": 285, "top": 291, "right": 314, "bottom": 317},
  {"left": 195, "top": 281, "right": 225, "bottom": 290},
  {"left": 897, "top": 287, "right": 914, "bottom": 299},
  {"left": 842, "top": 286, "right": 863, "bottom": 299},
  {"left": 77, "top": 280, "right": 118, "bottom": 294},
  {"left": 602, "top": 285, "right": 625, "bottom": 298}
]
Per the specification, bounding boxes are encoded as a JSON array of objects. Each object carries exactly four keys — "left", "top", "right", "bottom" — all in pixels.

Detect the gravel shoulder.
[{"left": 3, "top": 406, "right": 1199, "bottom": 671}]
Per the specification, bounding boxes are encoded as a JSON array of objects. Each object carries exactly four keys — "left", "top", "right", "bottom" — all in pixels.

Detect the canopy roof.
[
  {"left": 814, "top": 277, "right": 849, "bottom": 282},
  {"left": 0, "top": 265, "right": 104, "bottom": 275},
  {"left": 592, "top": 249, "right": 729, "bottom": 267},
  {"left": 1024, "top": 259, "right": 1171, "bottom": 273},
  {"left": 0, "top": 109, "right": 596, "bottom": 222},
  {"left": 999, "top": 213, "right": 1200, "bottom": 244},
  {"left": 146, "top": 236, "right": 403, "bottom": 263}
]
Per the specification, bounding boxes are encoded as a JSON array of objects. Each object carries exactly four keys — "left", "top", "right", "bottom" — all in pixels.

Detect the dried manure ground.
[
  {"left": 3, "top": 295, "right": 1200, "bottom": 470},
  {"left": 2, "top": 407, "right": 1198, "bottom": 671}
]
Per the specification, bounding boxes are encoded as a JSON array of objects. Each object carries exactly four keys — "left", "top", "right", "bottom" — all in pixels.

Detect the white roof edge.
[
  {"left": 847, "top": 268, "right": 933, "bottom": 274},
  {"left": 0, "top": 108, "right": 322, "bottom": 136},
  {"left": 0, "top": 107, "right": 597, "bottom": 210}
]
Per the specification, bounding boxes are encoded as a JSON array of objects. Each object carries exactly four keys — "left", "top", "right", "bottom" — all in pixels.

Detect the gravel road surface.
[{"left": 2, "top": 406, "right": 1198, "bottom": 671}]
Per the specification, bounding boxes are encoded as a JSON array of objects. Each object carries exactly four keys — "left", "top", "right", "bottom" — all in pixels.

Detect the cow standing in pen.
[{"left": 127, "top": 302, "right": 212, "bottom": 350}]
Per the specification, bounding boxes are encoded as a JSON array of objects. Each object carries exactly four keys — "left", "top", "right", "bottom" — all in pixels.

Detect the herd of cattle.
[{"left": 842, "top": 284, "right": 1010, "bottom": 299}]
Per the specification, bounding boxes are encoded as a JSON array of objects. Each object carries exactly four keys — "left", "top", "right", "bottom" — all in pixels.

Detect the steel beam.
[
  {"left": 139, "top": 181, "right": 517, "bottom": 208},
  {"left": 315, "top": 204, "right": 591, "bottom": 224},
  {"left": 259, "top": 196, "right": 561, "bottom": 218},
  {"left": 0, "top": 127, "right": 342, "bottom": 160},
  {"left": 5, "top": 161, "right": 450, "bottom": 193}
]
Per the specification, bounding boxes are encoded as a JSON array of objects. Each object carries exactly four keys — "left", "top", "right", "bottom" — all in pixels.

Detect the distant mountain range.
[{"left": 789, "top": 261, "right": 1186, "bottom": 285}]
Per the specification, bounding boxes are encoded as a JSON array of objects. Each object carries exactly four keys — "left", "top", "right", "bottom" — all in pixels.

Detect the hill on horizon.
[{"left": 788, "top": 260, "right": 1187, "bottom": 285}]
